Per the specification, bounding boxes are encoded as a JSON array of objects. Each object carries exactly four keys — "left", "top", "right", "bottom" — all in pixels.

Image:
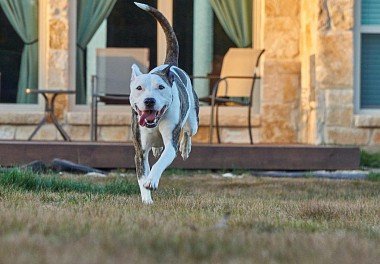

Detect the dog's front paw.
[
  {"left": 142, "top": 196, "right": 153, "bottom": 204},
  {"left": 143, "top": 178, "right": 160, "bottom": 191}
]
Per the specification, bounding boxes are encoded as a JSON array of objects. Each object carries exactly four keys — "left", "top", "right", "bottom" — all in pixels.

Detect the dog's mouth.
[{"left": 136, "top": 106, "right": 167, "bottom": 128}]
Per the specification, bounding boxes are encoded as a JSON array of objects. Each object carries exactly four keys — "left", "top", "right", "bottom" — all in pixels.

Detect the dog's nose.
[{"left": 144, "top": 98, "right": 156, "bottom": 108}]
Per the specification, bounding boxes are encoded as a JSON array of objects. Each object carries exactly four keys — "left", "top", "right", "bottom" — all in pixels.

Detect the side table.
[{"left": 26, "top": 89, "right": 76, "bottom": 141}]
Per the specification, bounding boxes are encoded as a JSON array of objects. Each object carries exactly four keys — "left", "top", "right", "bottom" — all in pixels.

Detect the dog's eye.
[
  {"left": 158, "top": 85, "right": 165, "bottom": 90},
  {"left": 136, "top": 86, "right": 142, "bottom": 91}
]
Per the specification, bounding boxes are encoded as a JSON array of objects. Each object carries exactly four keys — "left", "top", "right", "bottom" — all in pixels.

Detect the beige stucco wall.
[{"left": 2, "top": 0, "right": 379, "bottom": 147}]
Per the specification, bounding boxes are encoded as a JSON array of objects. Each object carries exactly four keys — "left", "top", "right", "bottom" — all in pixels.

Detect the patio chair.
[
  {"left": 90, "top": 48, "right": 149, "bottom": 141},
  {"left": 194, "top": 48, "right": 265, "bottom": 144}
]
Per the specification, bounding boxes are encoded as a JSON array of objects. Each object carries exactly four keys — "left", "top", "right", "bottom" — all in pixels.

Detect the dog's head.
[{"left": 130, "top": 64, "right": 174, "bottom": 128}]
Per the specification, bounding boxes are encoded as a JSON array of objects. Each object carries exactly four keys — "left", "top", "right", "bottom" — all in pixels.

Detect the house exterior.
[{"left": 0, "top": 0, "right": 378, "bottom": 147}]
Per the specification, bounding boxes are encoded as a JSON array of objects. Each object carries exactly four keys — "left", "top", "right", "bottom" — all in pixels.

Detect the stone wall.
[
  {"left": 312, "top": 0, "right": 377, "bottom": 146},
  {"left": 261, "top": 0, "right": 301, "bottom": 143}
]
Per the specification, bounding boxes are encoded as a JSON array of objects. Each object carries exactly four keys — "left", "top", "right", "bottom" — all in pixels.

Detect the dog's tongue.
[{"left": 139, "top": 111, "right": 156, "bottom": 126}]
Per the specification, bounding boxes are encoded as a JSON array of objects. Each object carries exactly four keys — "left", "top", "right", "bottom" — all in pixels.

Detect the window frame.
[
  {"left": 0, "top": 0, "right": 47, "bottom": 111},
  {"left": 354, "top": 0, "right": 380, "bottom": 114}
]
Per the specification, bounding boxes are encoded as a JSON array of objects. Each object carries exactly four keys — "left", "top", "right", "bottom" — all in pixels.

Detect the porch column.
[{"left": 193, "top": 0, "right": 213, "bottom": 98}]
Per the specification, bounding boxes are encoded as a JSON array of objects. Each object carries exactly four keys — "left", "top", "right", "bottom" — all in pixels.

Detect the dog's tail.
[{"left": 134, "top": 2, "right": 178, "bottom": 67}]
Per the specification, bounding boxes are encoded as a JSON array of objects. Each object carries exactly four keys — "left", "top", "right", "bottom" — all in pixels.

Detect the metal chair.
[
  {"left": 194, "top": 48, "right": 265, "bottom": 144},
  {"left": 91, "top": 48, "right": 149, "bottom": 141}
]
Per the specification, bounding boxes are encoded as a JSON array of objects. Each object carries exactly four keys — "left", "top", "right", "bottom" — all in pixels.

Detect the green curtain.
[
  {"left": 76, "top": 0, "right": 117, "bottom": 104},
  {"left": 209, "top": 0, "right": 252, "bottom": 48},
  {"left": 0, "top": 0, "right": 38, "bottom": 104}
]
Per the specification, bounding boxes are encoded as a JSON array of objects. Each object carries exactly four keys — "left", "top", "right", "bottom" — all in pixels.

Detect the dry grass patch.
[{"left": 0, "top": 170, "right": 379, "bottom": 263}]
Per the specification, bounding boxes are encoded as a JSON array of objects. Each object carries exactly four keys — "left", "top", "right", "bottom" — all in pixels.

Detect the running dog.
[{"left": 130, "top": 2, "right": 199, "bottom": 204}]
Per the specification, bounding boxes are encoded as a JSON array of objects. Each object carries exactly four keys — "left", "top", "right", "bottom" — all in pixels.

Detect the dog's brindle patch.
[
  {"left": 172, "top": 75, "right": 190, "bottom": 151},
  {"left": 172, "top": 68, "right": 200, "bottom": 125},
  {"left": 192, "top": 88, "right": 200, "bottom": 124},
  {"left": 131, "top": 109, "right": 144, "bottom": 178},
  {"left": 152, "top": 65, "right": 174, "bottom": 86}
]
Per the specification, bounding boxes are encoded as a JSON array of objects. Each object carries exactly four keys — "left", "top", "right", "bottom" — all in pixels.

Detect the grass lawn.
[{"left": 0, "top": 169, "right": 379, "bottom": 264}]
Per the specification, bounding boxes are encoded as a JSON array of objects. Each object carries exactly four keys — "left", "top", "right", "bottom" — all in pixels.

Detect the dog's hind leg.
[
  {"left": 152, "top": 147, "right": 163, "bottom": 159},
  {"left": 180, "top": 130, "right": 191, "bottom": 160},
  {"left": 180, "top": 109, "right": 198, "bottom": 160}
]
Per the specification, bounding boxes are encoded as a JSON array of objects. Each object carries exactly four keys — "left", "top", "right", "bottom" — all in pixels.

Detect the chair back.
[
  {"left": 218, "top": 48, "right": 264, "bottom": 97},
  {"left": 96, "top": 48, "right": 149, "bottom": 96}
]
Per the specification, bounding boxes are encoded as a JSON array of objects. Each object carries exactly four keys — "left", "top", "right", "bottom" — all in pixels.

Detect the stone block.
[
  {"left": 0, "top": 112, "right": 43, "bottom": 125},
  {"left": 264, "top": 60, "right": 301, "bottom": 74},
  {"left": 0, "top": 126, "right": 15, "bottom": 140},
  {"left": 49, "top": 19, "right": 68, "bottom": 50},
  {"left": 282, "top": 74, "right": 300, "bottom": 103},
  {"left": 325, "top": 106, "right": 353, "bottom": 127},
  {"left": 260, "top": 120, "right": 297, "bottom": 143},
  {"left": 325, "top": 89, "right": 353, "bottom": 106},
  {"left": 199, "top": 106, "right": 260, "bottom": 127},
  {"left": 99, "top": 126, "right": 129, "bottom": 142},
  {"left": 50, "top": 0, "right": 68, "bottom": 18},
  {"left": 354, "top": 115, "right": 380, "bottom": 128},
  {"left": 326, "top": 0, "right": 354, "bottom": 31},
  {"left": 262, "top": 74, "right": 282, "bottom": 103},
  {"left": 192, "top": 126, "right": 217, "bottom": 144},
  {"left": 35, "top": 125, "right": 59, "bottom": 141},
  {"left": 266, "top": 0, "right": 300, "bottom": 17},
  {"left": 67, "top": 112, "right": 90, "bottom": 125},
  {"left": 325, "top": 127, "right": 370, "bottom": 145},
  {"left": 316, "top": 31, "right": 353, "bottom": 89},
  {"left": 220, "top": 128, "right": 260, "bottom": 144},
  {"left": 48, "top": 67, "right": 68, "bottom": 88},
  {"left": 67, "top": 111, "right": 131, "bottom": 125},
  {"left": 262, "top": 104, "right": 297, "bottom": 122},
  {"left": 265, "top": 17, "right": 300, "bottom": 59},
  {"left": 15, "top": 126, "right": 35, "bottom": 140},
  {"left": 262, "top": 73, "right": 300, "bottom": 104},
  {"left": 49, "top": 50, "right": 68, "bottom": 70},
  {"left": 370, "top": 129, "right": 380, "bottom": 145},
  {"left": 65, "top": 125, "right": 90, "bottom": 141},
  {"left": 97, "top": 111, "right": 131, "bottom": 125}
]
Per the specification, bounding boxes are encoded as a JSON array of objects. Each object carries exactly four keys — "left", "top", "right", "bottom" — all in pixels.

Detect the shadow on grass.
[{"left": 0, "top": 168, "right": 139, "bottom": 195}]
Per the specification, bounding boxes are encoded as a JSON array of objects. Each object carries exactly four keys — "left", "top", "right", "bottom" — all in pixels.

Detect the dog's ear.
[
  {"left": 131, "top": 64, "right": 143, "bottom": 81},
  {"left": 161, "top": 65, "right": 174, "bottom": 86}
]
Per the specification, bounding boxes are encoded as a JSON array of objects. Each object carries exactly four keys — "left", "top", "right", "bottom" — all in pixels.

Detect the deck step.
[{"left": 0, "top": 141, "right": 360, "bottom": 170}]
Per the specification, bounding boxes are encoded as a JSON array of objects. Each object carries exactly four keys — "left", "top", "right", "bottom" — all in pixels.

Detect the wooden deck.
[{"left": 0, "top": 141, "right": 360, "bottom": 170}]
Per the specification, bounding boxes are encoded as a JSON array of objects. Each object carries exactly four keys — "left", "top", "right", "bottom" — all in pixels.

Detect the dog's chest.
[{"left": 140, "top": 127, "right": 163, "bottom": 147}]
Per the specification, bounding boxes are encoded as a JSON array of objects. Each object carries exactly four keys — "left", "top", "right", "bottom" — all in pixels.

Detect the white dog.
[{"left": 130, "top": 2, "right": 199, "bottom": 204}]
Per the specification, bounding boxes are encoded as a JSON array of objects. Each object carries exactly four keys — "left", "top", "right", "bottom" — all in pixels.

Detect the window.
[
  {"left": 0, "top": 0, "right": 39, "bottom": 104},
  {"left": 356, "top": 0, "right": 380, "bottom": 110}
]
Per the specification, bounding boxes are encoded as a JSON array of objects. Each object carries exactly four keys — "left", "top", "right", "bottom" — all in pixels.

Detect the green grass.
[
  {"left": 0, "top": 171, "right": 379, "bottom": 263},
  {"left": 0, "top": 168, "right": 139, "bottom": 195},
  {"left": 360, "top": 150, "right": 380, "bottom": 168},
  {"left": 368, "top": 172, "right": 380, "bottom": 181}
]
